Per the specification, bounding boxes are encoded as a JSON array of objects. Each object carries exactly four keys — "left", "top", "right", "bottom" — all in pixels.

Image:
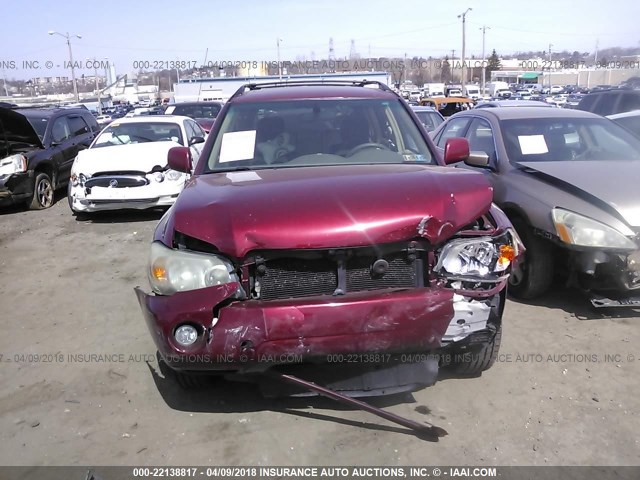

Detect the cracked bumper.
[{"left": 135, "top": 285, "right": 472, "bottom": 372}]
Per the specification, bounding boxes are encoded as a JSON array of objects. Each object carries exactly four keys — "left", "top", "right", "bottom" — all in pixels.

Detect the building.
[{"left": 172, "top": 71, "right": 391, "bottom": 103}]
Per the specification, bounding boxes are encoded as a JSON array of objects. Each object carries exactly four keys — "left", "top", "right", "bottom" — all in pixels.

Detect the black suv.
[
  {"left": 0, "top": 106, "right": 99, "bottom": 209},
  {"left": 576, "top": 88, "right": 640, "bottom": 116}
]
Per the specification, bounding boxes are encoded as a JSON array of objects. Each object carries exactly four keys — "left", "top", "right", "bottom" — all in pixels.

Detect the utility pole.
[
  {"left": 480, "top": 26, "right": 490, "bottom": 97},
  {"left": 277, "top": 38, "right": 282, "bottom": 80},
  {"left": 548, "top": 43, "right": 553, "bottom": 92},
  {"left": 48, "top": 30, "right": 82, "bottom": 102},
  {"left": 458, "top": 8, "right": 472, "bottom": 93}
]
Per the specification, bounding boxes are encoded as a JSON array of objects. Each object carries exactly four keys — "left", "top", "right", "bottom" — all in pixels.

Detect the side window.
[
  {"left": 435, "top": 118, "right": 471, "bottom": 148},
  {"left": 67, "top": 116, "right": 89, "bottom": 137},
  {"left": 192, "top": 120, "right": 206, "bottom": 138},
  {"left": 184, "top": 120, "right": 198, "bottom": 143},
  {"left": 467, "top": 118, "right": 497, "bottom": 161},
  {"left": 50, "top": 117, "right": 71, "bottom": 143},
  {"left": 83, "top": 113, "right": 100, "bottom": 132},
  {"left": 620, "top": 93, "right": 640, "bottom": 114}
]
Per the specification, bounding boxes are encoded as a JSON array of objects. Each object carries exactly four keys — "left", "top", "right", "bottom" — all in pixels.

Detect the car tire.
[
  {"left": 508, "top": 217, "right": 554, "bottom": 299},
  {"left": 451, "top": 325, "right": 502, "bottom": 376},
  {"left": 29, "top": 172, "right": 55, "bottom": 210}
]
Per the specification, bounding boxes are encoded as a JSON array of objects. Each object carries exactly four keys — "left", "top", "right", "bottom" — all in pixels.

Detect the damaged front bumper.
[
  {"left": 564, "top": 247, "right": 640, "bottom": 306},
  {"left": 0, "top": 171, "right": 34, "bottom": 206},
  {"left": 135, "top": 282, "right": 503, "bottom": 374},
  {"left": 69, "top": 181, "right": 182, "bottom": 212}
]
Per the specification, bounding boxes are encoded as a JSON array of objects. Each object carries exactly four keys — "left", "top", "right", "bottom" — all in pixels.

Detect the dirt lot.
[{"left": 1, "top": 197, "right": 639, "bottom": 467}]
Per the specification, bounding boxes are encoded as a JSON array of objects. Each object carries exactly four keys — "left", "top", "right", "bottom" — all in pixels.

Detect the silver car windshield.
[
  {"left": 205, "top": 99, "right": 434, "bottom": 172},
  {"left": 501, "top": 117, "right": 640, "bottom": 162},
  {"left": 92, "top": 122, "right": 183, "bottom": 148}
]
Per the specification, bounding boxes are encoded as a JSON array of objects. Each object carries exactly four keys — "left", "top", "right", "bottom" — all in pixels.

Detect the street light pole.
[
  {"left": 480, "top": 26, "right": 490, "bottom": 98},
  {"left": 48, "top": 30, "right": 81, "bottom": 102},
  {"left": 458, "top": 8, "right": 472, "bottom": 94}
]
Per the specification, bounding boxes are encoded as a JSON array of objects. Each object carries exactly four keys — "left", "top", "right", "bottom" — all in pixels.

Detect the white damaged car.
[{"left": 68, "top": 116, "right": 206, "bottom": 214}]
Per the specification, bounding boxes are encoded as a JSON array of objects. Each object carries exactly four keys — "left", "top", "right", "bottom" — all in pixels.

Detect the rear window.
[
  {"left": 204, "top": 98, "right": 434, "bottom": 172},
  {"left": 172, "top": 104, "right": 222, "bottom": 119}
]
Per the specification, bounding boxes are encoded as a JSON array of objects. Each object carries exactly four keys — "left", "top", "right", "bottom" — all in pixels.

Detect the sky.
[{"left": 2, "top": 0, "right": 640, "bottom": 80}]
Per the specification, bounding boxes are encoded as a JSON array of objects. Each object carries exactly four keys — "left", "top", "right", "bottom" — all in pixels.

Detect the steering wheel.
[
  {"left": 573, "top": 147, "right": 605, "bottom": 161},
  {"left": 346, "top": 143, "right": 390, "bottom": 157}
]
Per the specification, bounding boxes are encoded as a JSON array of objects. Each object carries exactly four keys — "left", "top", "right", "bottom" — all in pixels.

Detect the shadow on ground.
[
  {"left": 508, "top": 284, "right": 640, "bottom": 321},
  {"left": 146, "top": 360, "right": 450, "bottom": 441}
]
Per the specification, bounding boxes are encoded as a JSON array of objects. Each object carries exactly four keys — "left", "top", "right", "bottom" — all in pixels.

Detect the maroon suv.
[{"left": 135, "top": 81, "right": 521, "bottom": 395}]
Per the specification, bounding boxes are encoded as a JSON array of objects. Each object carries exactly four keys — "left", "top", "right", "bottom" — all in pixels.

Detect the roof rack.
[{"left": 229, "top": 79, "right": 393, "bottom": 102}]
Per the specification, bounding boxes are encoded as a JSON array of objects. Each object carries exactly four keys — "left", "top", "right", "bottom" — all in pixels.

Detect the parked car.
[
  {"left": 410, "top": 105, "right": 445, "bottom": 132},
  {"left": 475, "top": 100, "right": 553, "bottom": 109},
  {"left": 419, "top": 97, "right": 475, "bottom": 117},
  {"left": 164, "top": 101, "right": 223, "bottom": 134},
  {"left": 577, "top": 89, "right": 640, "bottom": 116},
  {"left": 95, "top": 114, "right": 112, "bottom": 127},
  {"left": 607, "top": 110, "right": 640, "bottom": 138},
  {"left": 135, "top": 81, "right": 521, "bottom": 393},
  {"left": 0, "top": 106, "right": 99, "bottom": 209},
  {"left": 67, "top": 115, "right": 206, "bottom": 215},
  {"left": 431, "top": 107, "right": 640, "bottom": 306}
]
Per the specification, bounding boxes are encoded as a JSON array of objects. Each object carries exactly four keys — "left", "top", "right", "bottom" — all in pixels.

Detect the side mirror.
[
  {"left": 465, "top": 151, "right": 491, "bottom": 168},
  {"left": 443, "top": 137, "right": 470, "bottom": 165},
  {"left": 168, "top": 146, "right": 192, "bottom": 173},
  {"left": 189, "top": 136, "right": 205, "bottom": 146}
]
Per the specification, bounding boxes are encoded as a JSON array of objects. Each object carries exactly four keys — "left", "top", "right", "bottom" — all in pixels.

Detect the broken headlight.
[
  {"left": 434, "top": 231, "right": 520, "bottom": 279},
  {"left": 70, "top": 173, "right": 89, "bottom": 187},
  {"left": 148, "top": 241, "right": 238, "bottom": 295},
  {"left": 0, "top": 154, "right": 27, "bottom": 176}
]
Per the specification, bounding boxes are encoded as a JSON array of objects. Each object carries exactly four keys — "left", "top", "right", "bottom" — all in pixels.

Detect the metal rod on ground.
[{"left": 269, "top": 371, "right": 448, "bottom": 440}]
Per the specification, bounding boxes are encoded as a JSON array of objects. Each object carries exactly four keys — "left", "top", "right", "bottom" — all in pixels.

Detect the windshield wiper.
[{"left": 208, "top": 166, "right": 265, "bottom": 173}]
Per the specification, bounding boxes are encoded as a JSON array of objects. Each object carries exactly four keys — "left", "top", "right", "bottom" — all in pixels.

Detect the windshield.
[
  {"left": 501, "top": 117, "right": 640, "bottom": 162},
  {"left": 204, "top": 98, "right": 434, "bottom": 172},
  {"left": 92, "top": 121, "right": 183, "bottom": 148},
  {"left": 25, "top": 116, "right": 48, "bottom": 141}
]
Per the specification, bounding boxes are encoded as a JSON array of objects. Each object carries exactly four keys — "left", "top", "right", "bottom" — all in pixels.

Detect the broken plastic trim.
[{"left": 267, "top": 370, "right": 448, "bottom": 441}]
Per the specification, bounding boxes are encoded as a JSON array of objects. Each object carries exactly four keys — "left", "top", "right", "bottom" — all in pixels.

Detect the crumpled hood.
[
  {"left": 518, "top": 160, "right": 640, "bottom": 227},
  {"left": 168, "top": 164, "right": 494, "bottom": 258},
  {"left": 73, "top": 141, "right": 181, "bottom": 175},
  {"left": 0, "top": 107, "right": 44, "bottom": 150}
]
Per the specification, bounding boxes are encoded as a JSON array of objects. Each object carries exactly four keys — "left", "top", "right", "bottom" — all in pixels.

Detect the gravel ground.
[{"left": 0, "top": 198, "right": 639, "bottom": 466}]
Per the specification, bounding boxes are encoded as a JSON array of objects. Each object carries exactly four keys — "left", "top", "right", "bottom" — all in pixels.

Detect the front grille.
[
  {"left": 260, "top": 258, "right": 337, "bottom": 300},
  {"left": 255, "top": 246, "right": 424, "bottom": 301},
  {"left": 85, "top": 175, "right": 148, "bottom": 188},
  {"left": 346, "top": 255, "right": 416, "bottom": 291}
]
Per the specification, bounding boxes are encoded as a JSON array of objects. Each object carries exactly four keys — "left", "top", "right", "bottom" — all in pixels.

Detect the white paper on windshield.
[
  {"left": 518, "top": 135, "right": 548, "bottom": 155},
  {"left": 219, "top": 130, "right": 256, "bottom": 163},
  {"left": 225, "top": 171, "right": 262, "bottom": 182}
]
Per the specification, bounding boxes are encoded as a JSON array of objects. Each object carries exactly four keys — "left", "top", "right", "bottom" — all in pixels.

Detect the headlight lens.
[
  {"left": 148, "top": 241, "right": 238, "bottom": 295},
  {"left": 0, "top": 154, "right": 27, "bottom": 176},
  {"left": 552, "top": 208, "right": 636, "bottom": 249},
  {"left": 435, "top": 231, "right": 519, "bottom": 278}
]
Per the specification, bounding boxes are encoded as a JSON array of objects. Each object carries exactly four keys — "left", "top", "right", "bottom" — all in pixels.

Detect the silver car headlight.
[
  {"left": 552, "top": 208, "right": 636, "bottom": 250},
  {"left": 0, "top": 154, "right": 27, "bottom": 176},
  {"left": 148, "top": 241, "right": 238, "bottom": 295},
  {"left": 435, "top": 232, "right": 519, "bottom": 279}
]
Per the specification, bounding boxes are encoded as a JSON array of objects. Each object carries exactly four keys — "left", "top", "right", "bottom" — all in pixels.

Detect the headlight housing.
[
  {"left": 148, "top": 241, "right": 238, "bottom": 295},
  {"left": 0, "top": 154, "right": 27, "bottom": 176},
  {"left": 435, "top": 230, "right": 520, "bottom": 280},
  {"left": 552, "top": 208, "right": 636, "bottom": 250},
  {"left": 70, "top": 173, "right": 89, "bottom": 187}
]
